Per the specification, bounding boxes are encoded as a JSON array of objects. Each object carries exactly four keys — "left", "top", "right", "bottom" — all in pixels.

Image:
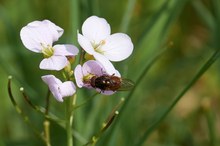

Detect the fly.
[{"left": 90, "top": 74, "right": 134, "bottom": 92}]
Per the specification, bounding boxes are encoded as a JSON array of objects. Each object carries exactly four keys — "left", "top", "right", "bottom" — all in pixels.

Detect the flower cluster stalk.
[
  {"left": 66, "top": 94, "right": 77, "bottom": 146},
  {"left": 18, "top": 15, "right": 134, "bottom": 146}
]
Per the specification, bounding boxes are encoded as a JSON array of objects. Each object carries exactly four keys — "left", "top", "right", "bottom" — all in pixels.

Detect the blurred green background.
[{"left": 0, "top": 0, "right": 220, "bottom": 146}]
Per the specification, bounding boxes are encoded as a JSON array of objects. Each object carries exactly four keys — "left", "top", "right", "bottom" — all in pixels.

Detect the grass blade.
[
  {"left": 120, "top": 0, "right": 137, "bottom": 32},
  {"left": 135, "top": 47, "right": 220, "bottom": 146},
  {"left": 192, "top": 0, "right": 215, "bottom": 30}
]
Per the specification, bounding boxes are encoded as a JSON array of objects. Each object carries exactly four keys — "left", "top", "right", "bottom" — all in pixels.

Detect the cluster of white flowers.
[{"left": 20, "top": 16, "right": 133, "bottom": 102}]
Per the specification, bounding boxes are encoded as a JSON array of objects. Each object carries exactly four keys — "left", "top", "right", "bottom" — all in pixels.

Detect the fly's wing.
[{"left": 118, "top": 78, "right": 134, "bottom": 91}]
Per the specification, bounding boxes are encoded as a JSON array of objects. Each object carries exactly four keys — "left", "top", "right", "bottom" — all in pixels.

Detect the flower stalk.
[
  {"left": 7, "top": 76, "right": 45, "bottom": 143},
  {"left": 44, "top": 120, "right": 51, "bottom": 146},
  {"left": 44, "top": 88, "right": 51, "bottom": 146},
  {"left": 17, "top": 15, "right": 134, "bottom": 145},
  {"left": 66, "top": 94, "right": 77, "bottom": 146}
]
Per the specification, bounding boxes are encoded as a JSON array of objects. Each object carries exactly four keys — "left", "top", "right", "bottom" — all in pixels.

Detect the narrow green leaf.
[
  {"left": 100, "top": 45, "right": 167, "bottom": 145},
  {"left": 120, "top": 0, "right": 137, "bottom": 32},
  {"left": 192, "top": 0, "right": 215, "bottom": 31},
  {"left": 101, "top": 1, "right": 190, "bottom": 145},
  {"left": 135, "top": 48, "right": 220, "bottom": 146},
  {"left": 205, "top": 108, "right": 216, "bottom": 146},
  {"left": 70, "top": 0, "right": 79, "bottom": 45}
]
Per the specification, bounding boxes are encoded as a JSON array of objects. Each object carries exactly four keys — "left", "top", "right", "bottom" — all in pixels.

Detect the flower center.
[
  {"left": 83, "top": 74, "right": 94, "bottom": 82},
  {"left": 41, "top": 44, "right": 54, "bottom": 58},
  {"left": 92, "top": 40, "right": 106, "bottom": 54}
]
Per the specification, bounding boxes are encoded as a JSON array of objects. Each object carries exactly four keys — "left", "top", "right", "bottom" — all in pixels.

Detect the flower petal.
[
  {"left": 53, "top": 44, "right": 79, "bottom": 56},
  {"left": 27, "top": 20, "right": 43, "bottom": 27},
  {"left": 93, "top": 53, "right": 118, "bottom": 75},
  {"left": 82, "top": 60, "right": 104, "bottom": 76},
  {"left": 78, "top": 33, "right": 95, "bottom": 55},
  {"left": 82, "top": 16, "right": 111, "bottom": 44},
  {"left": 59, "top": 81, "right": 76, "bottom": 98},
  {"left": 74, "top": 65, "right": 84, "bottom": 88},
  {"left": 40, "top": 56, "right": 67, "bottom": 70},
  {"left": 41, "top": 75, "right": 62, "bottom": 85},
  {"left": 101, "top": 33, "right": 133, "bottom": 61},
  {"left": 28, "top": 20, "right": 64, "bottom": 42},
  {"left": 41, "top": 75, "right": 63, "bottom": 102},
  {"left": 20, "top": 20, "right": 63, "bottom": 53},
  {"left": 42, "top": 20, "right": 64, "bottom": 41},
  {"left": 20, "top": 24, "right": 53, "bottom": 52},
  {"left": 95, "top": 89, "right": 116, "bottom": 95}
]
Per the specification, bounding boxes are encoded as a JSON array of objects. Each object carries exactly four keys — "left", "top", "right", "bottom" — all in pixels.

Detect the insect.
[{"left": 90, "top": 74, "right": 134, "bottom": 92}]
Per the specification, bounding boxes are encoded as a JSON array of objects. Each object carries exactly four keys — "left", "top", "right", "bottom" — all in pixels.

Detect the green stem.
[
  {"left": 21, "top": 88, "right": 65, "bottom": 125},
  {"left": 45, "top": 88, "right": 51, "bottom": 115},
  {"left": 7, "top": 76, "right": 45, "bottom": 143},
  {"left": 44, "top": 88, "right": 51, "bottom": 146},
  {"left": 84, "top": 98, "right": 124, "bottom": 146},
  {"left": 66, "top": 94, "right": 77, "bottom": 146},
  {"left": 203, "top": 105, "right": 216, "bottom": 146},
  {"left": 101, "top": 46, "right": 167, "bottom": 145},
  {"left": 44, "top": 120, "right": 51, "bottom": 146},
  {"left": 70, "top": 0, "right": 79, "bottom": 45},
  {"left": 21, "top": 86, "right": 52, "bottom": 146},
  {"left": 73, "top": 93, "right": 98, "bottom": 110},
  {"left": 192, "top": 0, "right": 215, "bottom": 30},
  {"left": 206, "top": 112, "right": 216, "bottom": 146}
]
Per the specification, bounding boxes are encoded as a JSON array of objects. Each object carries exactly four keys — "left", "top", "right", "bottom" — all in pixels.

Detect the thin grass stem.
[
  {"left": 66, "top": 94, "right": 77, "bottom": 146},
  {"left": 45, "top": 88, "right": 51, "bottom": 115},
  {"left": 84, "top": 98, "right": 124, "bottom": 146},
  {"left": 201, "top": 99, "right": 217, "bottom": 146},
  {"left": 70, "top": 0, "right": 79, "bottom": 45},
  {"left": 20, "top": 87, "right": 52, "bottom": 146},
  {"left": 73, "top": 93, "right": 98, "bottom": 110},
  {"left": 102, "top": 44, "right": 167, "bottom": 144},
  {"left": 192, "top": 0, "right": 215, "bottom": 30},
  {"left": 7, "top": 76, "right": 46, "bottom": 144},
  {"left": 20, "top": 87, "right": 65, "bottom": 124}
]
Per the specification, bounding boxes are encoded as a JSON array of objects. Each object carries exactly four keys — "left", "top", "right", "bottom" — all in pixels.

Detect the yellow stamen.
[
  {"left": 41, "top": 44, "right": 54, "bottom": 58},
  {"left": 92, "top": 40, "right": 106, "bottom": 54}
]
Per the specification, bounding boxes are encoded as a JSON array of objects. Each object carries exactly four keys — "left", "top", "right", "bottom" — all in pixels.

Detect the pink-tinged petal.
[
  {"left": 41, "top": 75, "right": 63, "bottom": 102},
  {"left": 96, "top": 89, "right": 116, "bottom": 95},
  {"left": 20, "top": 24, "right": 54, "bottom": 52},
  {"left": 41, "top": 75, "right": 62, "bottom": 85},
  {"left": 78, "top": 33, "right": 95, "bottom": 55},
  {"left": 74, "top": 65, "right": 84, "bottom": 88},
  {"left": 40, "top": 56, "right": 67, "bottom": 71},
  {"left": 20, "top": 20, "right": 63, "bottom": 53},
  {"left": 53, "top": 44, "right": 79, "bottom": 56},
  {"left": 93, "top": 53, "right": 118, "bottom": 75},
  {"left": 42, "top": 20, "right": 64, "bottom": 41},
  {"left": 82, "top": 16, "right": 111, "bottom": 43},
  {"left": 27, "top": 20, "right": 42, "bottom": 27},
  {"left": 82, "top": 60, "right": 104, "bottom": 76},
  {"left": 101, "top": 33, "right": 133, "bottom": 61},
  {"left": 59, "top": 81, "right": 76, "bottom": 98}
]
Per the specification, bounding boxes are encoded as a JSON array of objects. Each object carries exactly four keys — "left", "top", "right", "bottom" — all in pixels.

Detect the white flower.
[
  {"left": 20, "top": 20, "right": 79, "bottom": 71},
  {"left": 78, "top": 16, "right": 133, "bottom": 74},
  {"left": 41, "top": 75, "right": 76, "bottom": 102}
]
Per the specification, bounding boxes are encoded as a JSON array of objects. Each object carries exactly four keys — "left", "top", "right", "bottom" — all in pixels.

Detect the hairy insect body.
[
  {"left": 90, "top": 75, "right": 121, "bottom": 91},
  {"left": 89, "top": 74, "right": 134, "bottom": 92}
]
